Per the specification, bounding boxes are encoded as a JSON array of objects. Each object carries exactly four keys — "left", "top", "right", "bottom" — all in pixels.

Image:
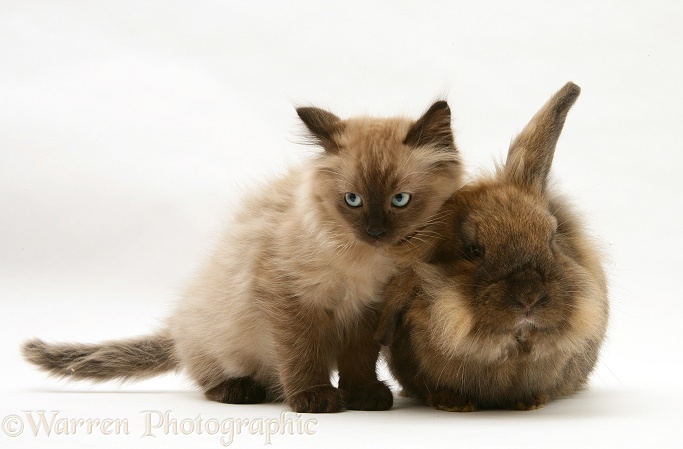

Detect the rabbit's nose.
[{"left": 516, "top": 293, "right": 549, "bottom": 312}]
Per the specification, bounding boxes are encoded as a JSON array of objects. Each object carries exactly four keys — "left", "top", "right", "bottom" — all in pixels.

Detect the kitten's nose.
[{"left": 366, "top": 228, "right": 387, "bottom": 239}]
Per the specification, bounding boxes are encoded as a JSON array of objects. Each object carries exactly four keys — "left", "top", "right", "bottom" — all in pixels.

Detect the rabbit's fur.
[{"left": 377, "top": 83, "right": 609, "bottom": 411}]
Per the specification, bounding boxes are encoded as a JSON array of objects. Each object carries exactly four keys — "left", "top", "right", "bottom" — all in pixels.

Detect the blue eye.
[
  {"left": 392, "top": 193, "right": 411, "bottom": 207},
  {"left": 345, "top": 193, "right": 363, "bottom": 207}
]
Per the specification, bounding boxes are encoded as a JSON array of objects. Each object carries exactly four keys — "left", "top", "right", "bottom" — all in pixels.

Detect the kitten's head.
[{"left": 299, "top": 102, "right": 462, "bottom": 249}]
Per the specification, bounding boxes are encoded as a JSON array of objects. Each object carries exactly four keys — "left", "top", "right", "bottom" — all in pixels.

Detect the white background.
[{"left": 1, "top": 1, "right": 681, "bottom": 448}]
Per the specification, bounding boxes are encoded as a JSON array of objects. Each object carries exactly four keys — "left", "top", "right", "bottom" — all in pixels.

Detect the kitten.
[{"left": 22, "top": 101, "right": 463, "bottom": 413}]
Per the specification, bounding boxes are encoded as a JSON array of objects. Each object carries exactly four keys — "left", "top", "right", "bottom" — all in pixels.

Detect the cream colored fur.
[{"left": 23, "top": 102, "right": 463, "bottom": 413}]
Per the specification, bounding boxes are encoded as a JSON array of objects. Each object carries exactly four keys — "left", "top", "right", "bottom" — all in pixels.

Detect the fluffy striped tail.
[{"left": 21, "top": 334, "right": 178, "bottom": 382}]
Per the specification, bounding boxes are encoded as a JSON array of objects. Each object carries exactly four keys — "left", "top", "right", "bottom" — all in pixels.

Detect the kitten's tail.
[{"left": 21, "top": 334, "right": 179, "bottom": 382}]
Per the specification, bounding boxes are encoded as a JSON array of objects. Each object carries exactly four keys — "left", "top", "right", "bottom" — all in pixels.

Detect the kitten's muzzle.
[
  {"left": 365, "top": 199, "right": 388, "bottom": 239},
  {"left": 365, "top": 227, "right": 387, "bottom": 239}
]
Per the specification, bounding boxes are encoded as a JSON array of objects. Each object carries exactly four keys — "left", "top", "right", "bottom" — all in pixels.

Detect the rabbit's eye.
[{"left": 464, "top": 244, "right": 484, "bottom": 260}]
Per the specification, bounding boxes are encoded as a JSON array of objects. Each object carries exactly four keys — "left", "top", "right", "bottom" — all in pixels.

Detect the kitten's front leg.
[
  {"left": 338, "top": 306, "right": 394, "bottom": 411},
  {"left": 272, "top": 301, "right": 345, "bottom": 413}
]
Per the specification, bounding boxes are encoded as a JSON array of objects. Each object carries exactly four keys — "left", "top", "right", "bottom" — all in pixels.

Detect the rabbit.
[{"left": 375, "top": 82, "right": 609, "bottom": 411}]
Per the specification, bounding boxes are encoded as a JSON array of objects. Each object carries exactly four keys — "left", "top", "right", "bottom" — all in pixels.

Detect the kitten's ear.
[
  {"left": 505, "top": 82, "right": 580, "bottom": 191},
  {"left": 297, "top": 107, "right": 344, "bottom": 153},
  {"left": 403, "top": 101, "right": 455, "bottom": 151}
]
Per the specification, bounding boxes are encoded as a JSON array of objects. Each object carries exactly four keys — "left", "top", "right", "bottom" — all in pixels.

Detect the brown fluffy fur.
[
  {"left": 377, "top": 82, "right": 609, "bottom": 411},
  {"left": 22, "top": 101, "right": 463, "bottom": 413}
]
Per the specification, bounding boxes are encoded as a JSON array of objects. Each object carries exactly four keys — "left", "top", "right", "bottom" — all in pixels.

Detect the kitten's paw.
[
  {"left": 204, "top": 377, "right": 267, "bottom": 404},
  {"left": 511, "top": 393, "right": 550, "bottom": 411},
  {"left": 426, "top": 390, "right": 477, "bottom": 412},
  {"left": 288, "top": 385, "right": 345, "bottom": 413},
  {"left": 342, "top": 380, "right": 394, "bottom": 411}
]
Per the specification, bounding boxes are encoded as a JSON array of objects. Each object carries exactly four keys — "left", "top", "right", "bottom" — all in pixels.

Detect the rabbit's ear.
[{"left": 505, "top": 82, "right": 581, "bottom": 191}]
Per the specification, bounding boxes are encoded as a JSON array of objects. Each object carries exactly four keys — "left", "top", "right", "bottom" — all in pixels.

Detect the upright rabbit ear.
[
  {"left": 404, "top": 100, "right": 456, "bottom": 151},
  {"left": 297, "top": 107, "right": 344, "bottom": 153},
  {"left": 505, "top": 82, "right": 581, "bottom": 191}
]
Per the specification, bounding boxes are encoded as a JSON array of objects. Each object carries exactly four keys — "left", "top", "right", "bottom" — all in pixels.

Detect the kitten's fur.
[{"left": 23, "top": 101, "right": 463, "bottom": 413}]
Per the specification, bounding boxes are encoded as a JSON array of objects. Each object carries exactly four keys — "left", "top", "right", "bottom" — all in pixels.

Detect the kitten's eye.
[
  {"left": 344, "top": 193, "right": 363, "bottom": 207},
  {"left": 391, "top": 193, "right": 411, "bottom": 207},
  {"left": 464, "top": 244, "right": 484, "bottom": 261}
]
